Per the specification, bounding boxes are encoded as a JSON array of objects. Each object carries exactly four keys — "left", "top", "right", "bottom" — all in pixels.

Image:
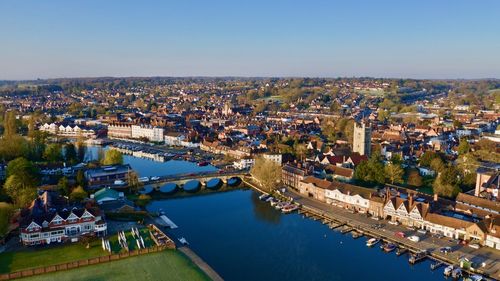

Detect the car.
[
  {"left": 407, "top": 235, "right": 420, "bottom": 242},
  {"left": 439, "top": 247, "right": 452, "bottom": 254},
  {"left": 417, "top": 229, "right": 427, "bottom": 235},
  {"left": 388, "top": 220, "right": 400, "bottom": 226},
  {"left": 395, "top": 231, "right": 405, "bottom": 238},
  {"left": 468, "top": 243, "right": 481, "bottom": 249}
]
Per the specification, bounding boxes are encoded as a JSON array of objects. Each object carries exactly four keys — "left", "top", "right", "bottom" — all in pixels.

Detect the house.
[
  {"left": 298, "top": 176, "right": 332, "bottom": 201},
  {"left": 282, "top": 163, "right": 309, "bottom": 190},
  {"left": 19, "top": 190, "right": 107, "bottom": 246},
  {"left": 383, "top": 192, "right": 429, "bottom": 229},
  {"left": 474, "top": 168, "right": 500, "bottom": 200},
  {"left": 324, "top": 181, "right": 374, "bottom": 213},
  {"left": 91, "top": 187, "right": 124, "bottom": 204}
]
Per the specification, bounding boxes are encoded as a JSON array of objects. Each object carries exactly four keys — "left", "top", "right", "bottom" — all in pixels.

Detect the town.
[{"left": 0, "top": 77, "right": 498, "bottom": 280}]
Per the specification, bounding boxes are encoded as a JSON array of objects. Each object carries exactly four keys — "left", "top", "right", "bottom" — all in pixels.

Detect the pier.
[{"left": 158, "top": 215, "right": 178, "bottom": 229}]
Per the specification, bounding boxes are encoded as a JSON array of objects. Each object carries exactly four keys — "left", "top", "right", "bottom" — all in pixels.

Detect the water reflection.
[{"left": 250, "top": 192, "right": 281, "bottom": 225}]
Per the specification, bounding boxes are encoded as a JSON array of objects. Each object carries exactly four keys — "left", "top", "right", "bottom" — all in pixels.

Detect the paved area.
[
  {"left": 179, "top": 247, "right": 224, "bottom": 281},
  {"left": 286, "top": 190, "right": 500, "bottom": 280}
]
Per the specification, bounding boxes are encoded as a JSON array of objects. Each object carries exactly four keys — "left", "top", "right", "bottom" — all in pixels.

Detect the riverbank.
[{"left": 285, "top": 190, "right": 500, "bottom": 280}]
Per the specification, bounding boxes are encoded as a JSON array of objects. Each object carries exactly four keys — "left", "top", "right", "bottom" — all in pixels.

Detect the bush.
[{"left": 0, "top": 203, "right": 14, "bottom": 238}]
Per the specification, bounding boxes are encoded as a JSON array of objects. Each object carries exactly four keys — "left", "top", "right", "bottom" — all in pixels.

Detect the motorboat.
[
  {"left": 451, "top": 268, "right": 462, "bottom": 279},
  {"left": 282, "top": 204, "right": 299, "bottom": 214},
  {"left": 383, "top": 243, "right": 397, "bottom": 252},
  {"left": 366, "top": 238, "right": 380, "bottom": 247},
  {"left": 443, "top": 265, "right": 454, "bottom": 277},
  {"left": 259, "top": 193, "right": 270, "bottom": 201}
]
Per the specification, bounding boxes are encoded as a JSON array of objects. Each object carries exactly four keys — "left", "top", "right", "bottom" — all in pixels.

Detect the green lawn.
[
  {"left": 0, "top": 228, "right": 154, "bottom": 274},
  {"left": 19, "top": 251, "right": 211, "bottom": 281}
]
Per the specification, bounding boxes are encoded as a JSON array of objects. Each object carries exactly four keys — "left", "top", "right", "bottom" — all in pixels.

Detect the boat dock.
[{"left": 159, "top": 215, "right": 178, "bottom": 229}]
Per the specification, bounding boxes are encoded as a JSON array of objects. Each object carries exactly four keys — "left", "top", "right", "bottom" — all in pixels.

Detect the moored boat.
[
  {"left": 282, "top": 203, "right": 299, "bottom": 214},
  {"left": 443, "top": 265, "right": 454, "bottom": 277},
  {"left": 383, "top": 243, "right": 397, "bottom": 252},
  {"left": 259, "top": 193, "right": 270, "bottom": 201},
  {"left": 366, "top": 238, "right": 380, "bottom": 247}
]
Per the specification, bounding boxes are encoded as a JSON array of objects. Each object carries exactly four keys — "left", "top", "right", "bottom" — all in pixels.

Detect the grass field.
[
  {"left": 0, "top": 228, "right": 154, "bottom": 274},
  {"left": 19, "top": 251, "right": 211, "bottom": 281}
]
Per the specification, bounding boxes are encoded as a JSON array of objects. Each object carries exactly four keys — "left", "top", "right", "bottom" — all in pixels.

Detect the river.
[{"left": 147, "top": 189, "right": 445, "bottom": 281}]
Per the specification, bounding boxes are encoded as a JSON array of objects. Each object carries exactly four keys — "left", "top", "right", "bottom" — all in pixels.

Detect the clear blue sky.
[{"left": 1, "top": 0, "right": 499, "bottom": 79}]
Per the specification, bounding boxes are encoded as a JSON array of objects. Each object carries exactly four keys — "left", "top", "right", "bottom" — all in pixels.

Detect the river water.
[
  {"left": 86, "top": 146, "right": 446, "bottom": 281},
  {"left": 147, "top": 189, "right": 445, "bottom": 281}
]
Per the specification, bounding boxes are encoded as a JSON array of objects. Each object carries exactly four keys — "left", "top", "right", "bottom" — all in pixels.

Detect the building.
[
  {"left": 19, "top": 190, "right": 107, "bottom": 246},
  {"left": 262, "top": 154, "right": 282, "bottom": 165},
  {"left": 234, "top": 157, "right": 255, "bottom": 170},
  {"left": 131, "top": 125, "right": 165, "bottom": 142},
  {"left": 107, "top": 123, "right": 132, "bottom": 139},
  {"left": 475, "top": 168, "right": 499, "bottom": 200},
  {"left": 282, "top": 163, "right": 309, "bottom": 190},
  {"left": 324, "top": 181, "right": 374, "bottom": 213},
  {"left": 353, "top": 122, "right": 371, "bottom": 156},
  {"left": 84, "top": 164, "right": 132, "bottom": 189}
]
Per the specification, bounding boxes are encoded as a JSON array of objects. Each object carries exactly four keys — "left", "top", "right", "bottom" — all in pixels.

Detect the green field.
[
  {"left": 0, "top": 228, "right": 154, "bottom": 274},
  {"left": 19, "top": 251, "right": 211, "bottom": 281}
]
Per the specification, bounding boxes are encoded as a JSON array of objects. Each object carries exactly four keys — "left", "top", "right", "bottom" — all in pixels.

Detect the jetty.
[
  {"left": 159, "top": 215, "right": 178, "bottom": 229},
  {"left": 179, "top": 247, "right": 224, "bottom": 281}
]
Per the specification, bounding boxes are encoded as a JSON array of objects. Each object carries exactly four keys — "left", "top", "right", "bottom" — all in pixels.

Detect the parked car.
[
  {"left": 439, "top": 247, "right": 452, "bottom": 254},
  {"left": 408, "top": 235, "right": 420, "bottom": 242},
  {"left": 468, "top": 243, "right": 481, "bottom": 249},
  {"left": 417, "top": 229, "right": 427, "bottom": 235},
  {"left": 150, "top": 176, "right": 160, "bottom": 181},
  {"left": 395, "top": 231, "right": 405, "bottom": 238},
  {"left": 388, "top": 220, "right": 400, "bottom": 226}
]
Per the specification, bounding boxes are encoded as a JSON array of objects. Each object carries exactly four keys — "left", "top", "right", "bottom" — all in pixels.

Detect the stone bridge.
[{"left": 147, "top": 170, "right": 248, "bottom": 187}]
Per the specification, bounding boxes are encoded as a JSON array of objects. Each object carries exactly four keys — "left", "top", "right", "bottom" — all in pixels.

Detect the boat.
[
  {"left": 464, "top": 274, "right": 484, "bottom": 281},
  {"left": 265, "top": 196, "right": 274, "bottom": 202},
  {"left": 282, "top": 204, "right": 299, "bottom": 214},
  {"left": 259, "top": 193, "right": 270, "bottom": 201},
  {"left": 396, "top": 247, "right": 407, "bottom": 256},
  {"left": 366, "top": 238, "right": 380, "bottom": 247},
  {"left": 197, "top": 161, "right": 209, "bottom": 166},
  {"left": 383, "top": 243, "right": 397, "bottom": 252},
  {"left": 138, "top": 176, "right": 150, "bottom": 183},
  {"left": 178, "top": 237, "right": 189, "bottom": 245},
  {"left": 443, "top": 265, "right": 454, "bottom": 277},
  {"left": 275, "top": 202, "right": 287, "bottom": 210},
  {"left": 451, "top": 268, "right": 462, "bottom": 279},
  {"left": 269, "top": 198, "right": 280, "bottom": 207}
]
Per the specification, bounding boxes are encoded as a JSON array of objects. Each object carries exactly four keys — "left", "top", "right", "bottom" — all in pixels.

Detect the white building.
[
  {"left": 262, "top": 154, "right": 282, "bottom": 165},
  {"left": 131, "top": 125, "right": 164, "bottom": 142},
  {"left": 234, "top": 158, "right": 255, "bottom": 170}
]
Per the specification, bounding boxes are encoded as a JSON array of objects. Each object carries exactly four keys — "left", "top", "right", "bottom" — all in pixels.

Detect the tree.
[
  {"left": 4, "top": 175, "right": 37, "bottom": 207},
  {"left": 43, "top": 143, "right": 63, "bottom": 163},
  {"left": 433, "top": 166, "right": 461, "bottom": 198},
  {"left": 250, "top": 157, "right": 282, "bottom": 191},
  {"left": 419, "top": 151, "right": 441, "bottom": 167},
  {"left": 407, "top": 169, "right": 423, "bottom": 187},
  {"left": 353, "top": 152, "right": 386, "bottom": 186},
  {"left": 69, "top": 186, "right": 88, "bottom": 202},
  {"left": 76, "top": 140, "right": 86, "bottom": 162},
  {"left": 385, "top": 163, "right": 404, "bottom": 184},
  {"left": 0, "top": 203, "right": 14, "bottom": 239},
  {"left": 6, "top": 157, "right": 39, "bottom": 188},
  {"left": 102, "top": 149, "right": 123, "bottom": 165},
  {"left": 58, "top": 177, "right": 70, "bottom": 195},
  {"left": 430, "top": 158, "right": 445, "bottom": 174},
  {"left": 64, "top": 143, "right": 78, "bottom": 164},
  {"left": 76, "top": 170, "right": 86, "bottom": 187},
  {"left": 457, "top": 139, "right": 471, "bottom": 155},
  {"left": 127, "top": 171, "right": 142, "bottom": 193}
]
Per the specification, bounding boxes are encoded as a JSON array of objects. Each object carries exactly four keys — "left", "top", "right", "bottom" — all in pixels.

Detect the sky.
[{"left": 0, "top": 0, "right": 499, "bottom": 80}]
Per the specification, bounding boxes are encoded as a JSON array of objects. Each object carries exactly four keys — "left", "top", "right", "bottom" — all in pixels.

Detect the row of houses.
[
  {"left": 107, "top": 123, "right": 199, "bottom": 147},
  {"left": 39, "top": 123, "right": 96, "bottom": 137},
  {"left": 290, "top": 175, "right": 500, "bottom": 250}
]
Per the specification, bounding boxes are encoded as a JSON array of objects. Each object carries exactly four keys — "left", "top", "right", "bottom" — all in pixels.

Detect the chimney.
[
  {"left": 408, "top": 194, "right": 413, "bottom": 206},
  {"left": 433, "top": 193, "right": 438, "bottom": 202}
]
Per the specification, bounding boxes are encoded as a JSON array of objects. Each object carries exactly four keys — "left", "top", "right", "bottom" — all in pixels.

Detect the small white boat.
[
  {"left": 178, "top": 237, "right": 189, "bottom": 245},
  {"left": 282, "top": 203, "right": 299, "bottom": 213},
  {"left": 366, "top": 238, "right": 380, "bottom": 247},
  {"left": 443, "top": 265, "right": 454, "bottom": 276},
  {"left": 258, "top": 193, "right": 269, "bottom": 201},
  {"left": 451, "top": 268, "right": 462, "bottom": 279}
]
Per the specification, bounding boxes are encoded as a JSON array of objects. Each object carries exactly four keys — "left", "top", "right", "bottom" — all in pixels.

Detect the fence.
[{"left": 0, "top": 244, "right": 174, "bottom": 281}]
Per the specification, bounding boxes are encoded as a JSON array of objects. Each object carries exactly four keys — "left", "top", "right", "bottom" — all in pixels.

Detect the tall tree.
[
  {"left": 385, "top": 163, "right": 404, "bottom": 184},
  {"left": 102, "top": 149, "right": 123, "bottom": 165},
  {"left": 250, "top": 157, "right": 282, "bottom": 191}
]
